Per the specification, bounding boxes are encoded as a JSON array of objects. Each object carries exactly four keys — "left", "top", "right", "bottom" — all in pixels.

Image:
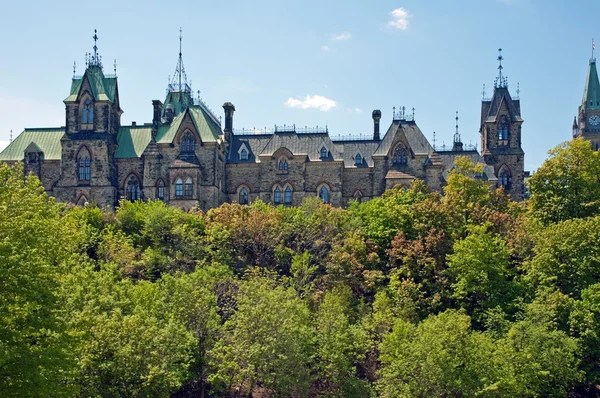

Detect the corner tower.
[
  {"left": 480, "top": 49, "right": 525, "bottom": 200},
  {"left": 575, "top": 47, "right": 600, "bottom": 149}
]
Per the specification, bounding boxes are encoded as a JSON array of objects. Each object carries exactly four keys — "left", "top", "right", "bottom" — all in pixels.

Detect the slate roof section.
[
  {"left": 0, "top": 128, "right": 65, "bottom": 161},
  {"left": 228, "top": 135, "right": 271, "bottom": 163},
  {"left": 436, "top": 150, "right": 497, "bottom": 182},
  {"left": 258, "top": 133, "right": 343, "bottom": 161},
  {"left": 481, "top": 87, "right": 522, "bottom": 124},
  {"left": 332, "top": 140, "right": 379, "bottom": 167},
  {"left": 156, "top": 105, "right": 222, "bottom": 145},
  {"left": 64, "top": 65, "right": 117, "bottom": 103},
  {"left": 374, "top": 121, "right": 435, "bottom": 157}
]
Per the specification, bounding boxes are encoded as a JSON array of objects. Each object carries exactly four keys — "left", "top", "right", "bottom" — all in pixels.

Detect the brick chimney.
[
  {"left": 223, "top": 102, "right": 236, "bottom": 143},
  {"left": 372, "top": 109, "right": 382, "bottom": 141}
]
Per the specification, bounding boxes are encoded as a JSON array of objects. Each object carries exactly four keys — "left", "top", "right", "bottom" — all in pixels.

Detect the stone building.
[{"left": 0, "top": 34, "right": 525, "bottom": 209}]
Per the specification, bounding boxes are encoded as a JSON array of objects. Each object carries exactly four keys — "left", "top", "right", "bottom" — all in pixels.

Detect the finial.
[
  {"left": 516, "top": 82, "right": 520, "bottom": 98},
  {"left": 73, "top": 61, "right": 76, "bottom": 76},
  {"left": 433, "top": 131, "right": 437, "bottom": 150},
  {"left": 454, "top": 111, "right": 461, "bottom": 144},
  {"left": 392, "top": 106, "right": 396, "bottom": 119},
  {"left": 114, "top": 59, "right": 117, "bottom": 75},
  {"left": 9, "top": 129, "right": 13, "bottom": 143},
  {"left": 412, "top": 107, "right": 415, "bottom": 120},
  {"left": 496, "top": 48, "right": 506, "bottom": 88},
  {"left": 593, "top": 38, "right": 596, "bottom": 61},
  {"left": 85, "top": 52, "right": 88, "bottom": 68},
  {"left": 93, "top": 29, "right": 98, "bottom": 59},
  {"left": 482, "top": 84, "right": 486, "bottom": 100}
]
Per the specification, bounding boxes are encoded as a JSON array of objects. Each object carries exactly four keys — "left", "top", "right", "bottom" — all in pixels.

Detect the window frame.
[
  {"left": 156, "top": 179, "right": 165, "bottom": 200},
  {"left": 274, "top": 186, "right": 282, "bottom": 204},
  {"left": 284, "top": 186, "right": 292, "bottom": 205},
  {"left": 175, "top": 178, "right": 183, "bottom": 198},
  {"left": 184, "top": 177, "right": 193, "bottom": 198},
  {"left": 239, "top": 187, "right": 249, "bottom": 205},
  {"left": 126, "top": 175, "right": 141, "bottom": 201}
]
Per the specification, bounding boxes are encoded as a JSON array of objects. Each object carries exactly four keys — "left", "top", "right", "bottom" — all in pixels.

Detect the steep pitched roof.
[
  {"left": 481, "top": 86, "right": 522, "bottom": 124},
  {"left": 582, "top": 59, "right": 600, "bottom": 110},
  {"left": 156, "top": 105, "right": 222, "bottom": 145},
  {"left": 332, "top": 140, "right": 379, "bottom": 167},
  {"left": 115, "top": 126, "right": 152, "bottom": 158},
  {"left": 259, "top": 133, "right": 343, "bottom": 161},
  {"left": 64, "top": 65, "right": 117, "bottom": 103},
  {"left": 373, "top": 121, "right": 434, "bottom": 157},
  {"left": 0, "top": 128, "right": 64, "bottom": 161},
  {"left": 228, "top": 135, "right": 272, "bottom": 163}
]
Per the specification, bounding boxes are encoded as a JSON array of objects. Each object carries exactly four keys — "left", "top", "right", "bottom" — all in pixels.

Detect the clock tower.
[{"left": 575, "top": 54, "right": 600, "bottom": 150}]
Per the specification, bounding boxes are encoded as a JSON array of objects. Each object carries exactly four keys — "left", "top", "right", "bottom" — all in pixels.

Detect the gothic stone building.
[{"left": 0, "top": 40, "right": 525, "bottom": 210}]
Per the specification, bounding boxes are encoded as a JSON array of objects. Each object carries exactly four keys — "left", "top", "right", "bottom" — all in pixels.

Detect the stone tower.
[
  {"left": 575, "top": 55, "right": 600, "bottom": 150},
  {"left": 480, "top": 49, "right": 525, "bottom": 200},
  {"left": 54, "top": 30, "right": 122, "bottom": 207}
]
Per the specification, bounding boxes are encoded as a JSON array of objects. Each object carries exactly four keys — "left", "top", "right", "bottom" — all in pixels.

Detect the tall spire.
[
  {"left": 88, "top": 29, "right": 102, "bottom": 69},
  {"left": 169, "top": 27, "right": 190, "bottom": 93},
  {"left": 582, "top": 55, "right": 600, "bottom": 110},
  {"left": 454, "top": 111, "right": 461, "bottom": 143},
  {"left": 494, "top": 48, "right": 507, "bottom": 88}
]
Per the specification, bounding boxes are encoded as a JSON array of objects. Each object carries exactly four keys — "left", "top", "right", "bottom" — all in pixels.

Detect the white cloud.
[
  {"left": 388, "top": 7, "right": 411, "bottom": 30},
  {"left": 331, "top": 32, "right": 351, "bottom": 41},
  {"left": 0, "top": 140, "right": 8, "bottom": 152},
  {"left": 285, "top": 95, "right": 337, "bottom": 111},
  {"left": 354, "top": 108, "right": 363, "bottom": 113},
  {"left": 321, "top": 45, "right": 330, "bottom": 52}
]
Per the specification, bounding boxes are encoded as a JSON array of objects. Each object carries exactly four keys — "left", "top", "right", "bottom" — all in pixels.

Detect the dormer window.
[
  {"left": 82, "top": 99, "right": 94, "bottom": 124},
  {"left": 498, "top": 118, "right": 509, "bottom": 141},
  {"left": 28, "top": 152, "right": 38, "bottom": 164},
  {"left": 181, "top": 134, "right": 196, "bottom": 153},
  {"left": 240, "top": 149, "right": 248, "bottom": 160},
  {"left": 320, "top": 147, "right": 328, "bottom": 159},
  {"left": 355, "top": 153, "right": 362, "bottom": 166}
]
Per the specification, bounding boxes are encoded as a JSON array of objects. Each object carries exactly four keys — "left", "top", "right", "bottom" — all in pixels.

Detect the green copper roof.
[
  {"left": 163, "top": 90, "right": 194, "bottom": 118},
  {"left": 64, "top": 65, "right": 117, "bottom": 103},
  {"left": 0, "top": 128, "right": 64, "bottom": 161},
  {"left": 156, "top": 106, "right": 221, "bottom": 145},
  {"left": 582, "top": 59, "right": 600, "bottom": 110},
  {"left": 115, "top": 126, "right": 152, "bottom": 158}
]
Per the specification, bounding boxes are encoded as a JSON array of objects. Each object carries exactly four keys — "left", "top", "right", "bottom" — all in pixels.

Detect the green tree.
[
  {"left": 528, "top": 137, "right": 600, "bottom": 224},
  {"left": 209, "top": 272, "right": 315, "bottom": 396},
  {"left": 0, "top": 163, "right": 75, "bottom": 397},
  {"left": 376, "top": 310, "right": 494, "bottom": 398}
]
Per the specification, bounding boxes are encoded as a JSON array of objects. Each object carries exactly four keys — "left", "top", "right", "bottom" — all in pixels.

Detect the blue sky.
[{"left": 0, "top": 0, "right": 598, "bottom": 171}]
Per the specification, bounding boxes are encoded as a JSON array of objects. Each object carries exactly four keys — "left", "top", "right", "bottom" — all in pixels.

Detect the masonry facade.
[{"left": 0, "top": 38, "right": 526, "bottom": 210}]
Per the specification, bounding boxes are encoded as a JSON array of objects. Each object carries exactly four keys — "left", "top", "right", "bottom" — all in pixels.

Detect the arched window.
[
  {"left": 82, "top": 99, "right": 94, "bottom": 124},
  {"left": 274, "top": 186, "right": 282, "bottom": 204},
  {"left": 393, "top": 146, "right": 408, "bottom": 165},
  {"left": 278, "top": 159, "right": 288, "bottom": 171},
  {"left": 77, "top": 147, "right": 91, "bottom": 182},
  {"left": 320, "top": 147, "right": 328, "bottom": 159},
  {"left": 126, "top": 175, "right": 141, "bottom": 201},
  {"left": 156, "top": 179, "right": 165, "bottom": 200},
  {"left": 355, "top": 153, "right": 362, "bottom": 166},
  {"left": 240, "top": 148, "right": 248, "bottom": 160},
  {"left": 498, "top": 168, "right": 511, "bottom": 190},
  {"left": 498, "top": 118, "right": 509, "bottom": 141},
  {"left": 284, "top": 186, "right": 292, "bottom": 205},
  {"left": 175, "top": 178, "right": 183, "bottom": 198},
  {"left": 181, "top": 134, "right": 196, "bottom": 153},
  {"left": 239, "top": 188, "right": 249, "bottom": 205},
  {"left": 353, "top": 190, "right": 363, "bottom": 202},
  {"left": 184, "top": 177, "right": 193, "bottom": 198},
  {"left": 319, "top": 186, "right": 329, "bottom": 203}
]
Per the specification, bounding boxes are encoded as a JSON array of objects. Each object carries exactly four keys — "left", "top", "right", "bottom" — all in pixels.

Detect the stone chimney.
[
  {"left": 223, "top": 102, "right": 236, "bottom": 143},
  {"left": 372, "top": 109, "right": 382, "bottom": 141},
  {"left": 152, "top": 100, "right": 163, "bottom": 126},
  {"left": 165, "top": 104, "right": 174, "bottom": 123}
]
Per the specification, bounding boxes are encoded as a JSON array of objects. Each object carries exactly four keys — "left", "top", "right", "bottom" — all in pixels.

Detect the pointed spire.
[
  {"left": 495, "top": 48, "right": 507, "bottom": 88},
  {"left": 169, "top": 27, "right": 190, "bottom": 92},
  {"left": 454, "top": 111, "right": 461, "bottom": 143},
  {"left": 88, "top": 29, "right": 102, "bottom": 69},
  {"left": 582, "top": 54, "right": 600, "bottom": 110}
]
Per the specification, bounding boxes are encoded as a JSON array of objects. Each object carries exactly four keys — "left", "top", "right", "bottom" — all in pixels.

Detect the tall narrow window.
[
  {"left": 156, "top": 180, "right": 165, "bottom": 200},
  {"left": 82, "top": 99, "right": 94, "bottom": 124},
  {"left": 184, "top": 177, "right": 193, "bottom": 198},
  {"left": 175, "top": 178, "right": 183, "bottom": 198},
  {"left": 78, "top": 156, "right": 91, "bottom": 182},
  {"left": 240, "top": 148, "right": 248, "bottom": 160},
  {"left": 274, "top": 186, "right": 281, "bottom": 204},
  {"left": 319, "top": 186, "right": 329, "bottom": 203},
  {"left": 393, "top": 146, "right": 408, "bottom": 165},
  {"left": 126, "top": 176, "right": 141, "bottom": 201},
  {"left": 498, "top": 119, "right": 509, "bottom": 141},
  {"left": 284, "top": 186, "right": 292, "bottom": 205},
  {"left": 320, "top": 147, "right": 328, "bottom": 159},
  {"left": 499, "top": 169, "right": 511, "bottom": 189},
  {"left": 278, "top": 159, "right": 288, "bottom": 170},
  {"left": 239, "top": 188, "right": 249, "bottom": 205}
]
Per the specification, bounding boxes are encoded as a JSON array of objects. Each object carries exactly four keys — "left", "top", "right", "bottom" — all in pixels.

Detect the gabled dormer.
[{"left": 63, "top": 30, "right": 122, "bottom": 136}]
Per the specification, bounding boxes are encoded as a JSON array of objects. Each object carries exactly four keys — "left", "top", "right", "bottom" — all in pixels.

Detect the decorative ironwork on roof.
[
  {"left": 434, "top": 142, "right": 478, "bottom": 152},
  {"left": 233, "top": 124, "right": 329, "bottom": 135},
  {"left": 392, "top": 106, "right": 415, "bottom": 122},
  {"left": 168, "top": 28, "right": 191, "bottom": 94},
  {"left": 494, "top": 48, "right": 508, "bottom": 89},
  {"left": 86, "top": 30, "right": 103, "bottom": 69}
]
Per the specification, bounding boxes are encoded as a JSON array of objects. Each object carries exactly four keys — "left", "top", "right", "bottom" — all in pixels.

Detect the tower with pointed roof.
[
  {"left": 53, "top": 30, "right": 122, "bottom": 207},
  {"left": 479, "top": 49, "right": 525, "bottom": 200},
  {"left": 575, "top": 48, "right": 600, "bottom": 150}
]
